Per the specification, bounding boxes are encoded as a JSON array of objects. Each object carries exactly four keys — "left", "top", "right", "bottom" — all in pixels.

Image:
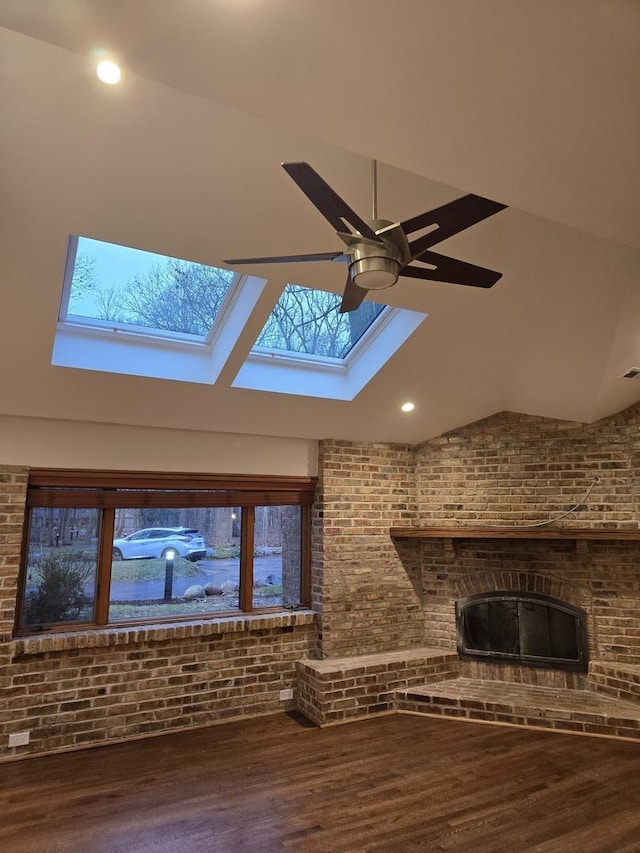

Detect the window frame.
[{"left": 16, "top": 469, "right": 315, "bottom": 635}]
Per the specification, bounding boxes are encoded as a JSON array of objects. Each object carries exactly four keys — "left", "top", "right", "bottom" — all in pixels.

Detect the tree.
[
  {"left": 95, "top": 286, "right": 127, "bottom": 323},
  {"left": 73, "top": 256, "right": 234, "bottom": 332},
  {"left": 68, "top": 252, "right": 98, "bottom": 309},
  {"left": 255, "top": 285, "right": 384, "bottom": 358},
  {"left": 119, "top": 259, "right": 233, "bottom": 335},
  {"left": 346, "top": 300, "right": 384, "bottom": 349}
]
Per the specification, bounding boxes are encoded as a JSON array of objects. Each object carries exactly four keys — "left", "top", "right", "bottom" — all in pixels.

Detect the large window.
[{"left": 17, "top": 471, "right": 314, "bottom": 634}]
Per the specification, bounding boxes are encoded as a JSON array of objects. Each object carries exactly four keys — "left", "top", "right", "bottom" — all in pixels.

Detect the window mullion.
[
  {"left": 239, "top": 507, "right": 254, "bottom": 612},
  {"left": 95, "top": 508, "right": 115, "bottom": 625}
]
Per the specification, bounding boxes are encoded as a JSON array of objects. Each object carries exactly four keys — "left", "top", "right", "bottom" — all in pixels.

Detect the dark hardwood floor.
[{"left": 2, "top": 712, "right": 640, "bottom": 852}]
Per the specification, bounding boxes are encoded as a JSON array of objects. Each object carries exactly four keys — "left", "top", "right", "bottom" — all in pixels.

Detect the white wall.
[{"left": 0, "top": 415, "right": 318, "bottom": 476}]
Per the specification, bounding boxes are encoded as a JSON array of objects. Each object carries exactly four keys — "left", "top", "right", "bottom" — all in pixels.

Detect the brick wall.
[
  {"left": 0, "top": 467, "right": 27, "bottom": 644},
  {"left": 0, "top": 469, "right": 29, "bottom": 756},
  {"left": 315, "top": 439, "right": 422, "bottom": 657},
  {"left": 0, "top": 466, "right": 317, "bottom": 761},
  {"left": 2, "top": 617, "right": 316, "bottom": 759},
  {"left": 413, "top": 406, "right": 640, "bottom": 665},
  {"left": 416, "top": 409, "right": 639, "bottom": 527},
  {"left": 6, "top": 402, "right": 640, "bottom": 759}
]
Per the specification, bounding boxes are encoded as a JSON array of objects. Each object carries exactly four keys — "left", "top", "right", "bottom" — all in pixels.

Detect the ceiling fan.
[{"left": 224, "top": 161, "right": 507, "bottom": 313}]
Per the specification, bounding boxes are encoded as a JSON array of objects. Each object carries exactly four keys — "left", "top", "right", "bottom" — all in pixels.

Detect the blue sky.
[{"left": 69, "top": 237, "right": 172, "bottom": 317}]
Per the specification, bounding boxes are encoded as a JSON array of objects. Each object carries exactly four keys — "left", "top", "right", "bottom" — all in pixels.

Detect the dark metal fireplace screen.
[{"left": 455, "top": 591, "right": 588, "bottom": 672}]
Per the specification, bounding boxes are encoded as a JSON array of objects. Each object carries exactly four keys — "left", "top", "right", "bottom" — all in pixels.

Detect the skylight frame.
[
  {"left": 249, "top": 299, "right": 391, "bottom": 368},
  {"left": 59, "top": 314, "right": 214, "bottom": 347}
]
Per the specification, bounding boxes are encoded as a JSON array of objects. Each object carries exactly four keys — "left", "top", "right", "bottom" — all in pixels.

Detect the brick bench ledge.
[{"left": 297, "top": 646, "right": 459, "bottom": 726}]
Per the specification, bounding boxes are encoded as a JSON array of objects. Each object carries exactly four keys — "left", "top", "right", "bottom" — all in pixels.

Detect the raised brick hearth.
[
  {"left": 396, "top": 674, "right": 640, "bottom": 741},
  {"left": 298, "top": 649, "right": 640, "bottom": 741}
]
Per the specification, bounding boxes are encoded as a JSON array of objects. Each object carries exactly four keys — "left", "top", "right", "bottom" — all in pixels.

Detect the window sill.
[{"left": 11, "top": 610, "right": 317, "bottom": 656}]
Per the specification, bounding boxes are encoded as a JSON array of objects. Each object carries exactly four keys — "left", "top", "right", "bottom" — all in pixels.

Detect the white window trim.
[
  {"left": 233, "top": 305, "right": 428, "bottom": 400},
  {"left": 53, "top": 274, "right": 268, "bottom": 385}
]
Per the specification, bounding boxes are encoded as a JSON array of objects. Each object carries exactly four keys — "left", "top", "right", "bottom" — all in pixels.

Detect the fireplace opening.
[{"left": 455, "top": 591, "right": 588, "bottom": 672}]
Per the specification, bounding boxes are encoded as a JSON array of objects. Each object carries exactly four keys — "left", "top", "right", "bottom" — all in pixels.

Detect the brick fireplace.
[
  {"left": 318, "top": 408, "right": 640, "bottom": 665},
  {"left": 408, "top": 534, "right": 640, "bottom": 676},
  {"left": 312, "top": 406, "right": 640, "bottom": 736}
]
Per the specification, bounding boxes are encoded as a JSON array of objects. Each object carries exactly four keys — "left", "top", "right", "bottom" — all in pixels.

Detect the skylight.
[
  {"left": 61, "top": 236, "right": 238, "bottom": 342},
  {"left": 53, "top": 236, "right": 428, "bottom": 396},
  {"left": 53, "top": 236, "right": 265, "bottom": 384},
  {"left": 234, "top": 285, "right": 427, "bottom": 401},
  {"left": 254, "top": 284, "right": 386, "bottom": 360}
]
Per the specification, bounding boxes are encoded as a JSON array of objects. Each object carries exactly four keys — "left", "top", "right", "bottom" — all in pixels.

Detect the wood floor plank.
[{"left": 1, "top": 712, "right": 640, "bottom": 852}]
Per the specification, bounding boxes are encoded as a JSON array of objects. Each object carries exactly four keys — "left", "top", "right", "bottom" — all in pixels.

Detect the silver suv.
[{"left": 111, "top": 527, "right": 207, "bottom": 562}]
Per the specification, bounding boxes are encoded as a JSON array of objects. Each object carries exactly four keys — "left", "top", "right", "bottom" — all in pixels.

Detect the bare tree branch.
[{"left": 256, "top": 285, "right": 383, "bottom": 357}]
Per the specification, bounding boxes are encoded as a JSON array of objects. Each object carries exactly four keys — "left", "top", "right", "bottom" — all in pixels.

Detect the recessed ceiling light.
[
  {"left": 96, "top": 60, "right": 121, "bottom": 85},
  {"left": 401, "top": 401, "right": 415, "bottom": 413}
]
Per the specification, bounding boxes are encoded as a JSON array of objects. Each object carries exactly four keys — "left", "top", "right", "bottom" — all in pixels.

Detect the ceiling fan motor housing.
[{"left": 349, "top": 219, "right": 407, "bottom": 290}]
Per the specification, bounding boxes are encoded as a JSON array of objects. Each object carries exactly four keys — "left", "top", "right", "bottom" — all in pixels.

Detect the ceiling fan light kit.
[
  {"left": 225, "top": 162, "right": 507, "bottom": 313},
  {"left": 351, "top": 256, "right": 400, "bottom": 290}
]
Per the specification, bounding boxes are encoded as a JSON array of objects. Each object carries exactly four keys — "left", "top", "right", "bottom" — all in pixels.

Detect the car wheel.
[{"left": 112, "top": 547, "right": 123, "bottom": 561}]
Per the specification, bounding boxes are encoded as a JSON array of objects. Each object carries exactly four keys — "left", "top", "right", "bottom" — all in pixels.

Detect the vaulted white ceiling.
[{"left": 1, "top": 0, "right": 639, "bottom": 443}]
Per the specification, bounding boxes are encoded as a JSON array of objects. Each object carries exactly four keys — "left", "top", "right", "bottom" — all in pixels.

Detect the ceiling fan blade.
[
  {"left": 282, "top": 162, "right": 381, "bottom": 242},
  {"left": 402, "top": 194, "right": 507, "bottom": 259},
  {"left": 339, "top": 274, "right": 369, "bottom": 313},
  {"left": 401, "top": 251, "right": 503, "bottom": 288},
  {"left": 224, "top": 251, "right": 348, "bottom": 265}
]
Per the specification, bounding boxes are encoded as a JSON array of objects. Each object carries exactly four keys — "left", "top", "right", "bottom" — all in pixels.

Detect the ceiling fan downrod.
[{"left": 370, "top": 159, "right": 378, "bottom": 221}]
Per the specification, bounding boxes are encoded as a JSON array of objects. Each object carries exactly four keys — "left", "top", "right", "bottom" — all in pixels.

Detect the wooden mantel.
[{"left": 389, "top": 526, "right": 640, "bottom": 542}]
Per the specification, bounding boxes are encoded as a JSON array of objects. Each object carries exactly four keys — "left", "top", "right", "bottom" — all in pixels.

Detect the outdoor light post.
[{"left": 164, "top": 549, "right": 176, "bottom": 601}]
